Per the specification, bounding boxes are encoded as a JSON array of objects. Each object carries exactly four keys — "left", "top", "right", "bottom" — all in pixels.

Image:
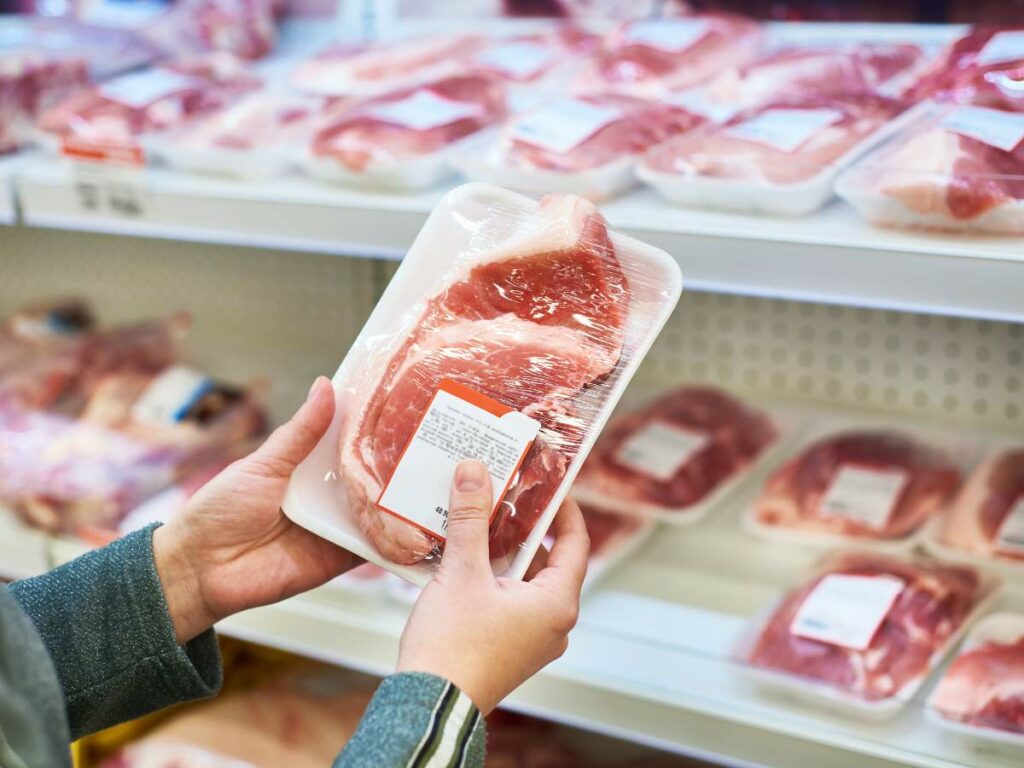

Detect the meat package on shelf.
[
  {"left": 928, "top": 446, "right": 1024, "bottom": 568},
  {"left": 573, "top": 386, "right": 779, "bottom": 523},
  {"left": 470, "top": 27, "right": 599, "bottom": 86},
  {"left": 744, "top": 425, "right": 966, "bottom": 551},
  {"left": 907, "top": 26, "right": 1024, "bottom": 104},
  {"left": 738, "top": 551, "right": 999, "bottom": 718},
  {"left": 0, "top": 52, "right": 89, "bottom": 155},
  {"left": 303, "top": 74, "right": 509, "bottom": 190},
  {"left": 0, "top": 299, "right": 266, "bottom": 544},
  {"left": 282, "top": 184, "right": 680, "bottom": 586},
  {"left": 926, "top": 612, "right": 1024, "bottom": 747}
]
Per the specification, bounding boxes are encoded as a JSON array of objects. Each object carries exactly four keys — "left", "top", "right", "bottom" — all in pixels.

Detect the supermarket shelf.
[
  {"left": 0, "top": 509, "right": 50, "bottom": 580},
  {"left": 14, "top": 155, "right": 1024, "bottom": 323},
  {"left": 0, "top": 156, "right": 20, "bottom": 225}
]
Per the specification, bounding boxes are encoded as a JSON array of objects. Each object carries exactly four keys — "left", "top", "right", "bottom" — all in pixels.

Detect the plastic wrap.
[
  {"left": 639, "top": 94, "right": 910, "bottom": 215},
  {"left": 149, "top": 90, "right": 318, "bottom": 179},
  {"left": 452, "top": 93, "right": 701, "bottom": 200},
  {"left": 929, "top": 447, "right": 1024, "bottom": 566},
  {"left": 908, "top": 26, "right": 1024, "bottom": 103},
  {"left": 282, "top": 183, "right": 681, "bottom": 585},
  {"left": 926, "top": 612, "right": 1024, "bottom": 746},
  {"left": 574, "top": 14, "right": 763, "bottom": 98},
  {"left": 573, "top": 386, "right": 778, "bottom": 522},
  {"left": 836, "top": 101, "right": 1024, "bottom": 234},
  {"left": 736, "top": 551, "right": 998, "bottom": 718},
  {"left": 37, "top": 56, "right": 260, "bottom": 153},
  {"left": 290, "top": 35, "right": 485, "bottom": 97},
  {"left": 745, "top": 425, "right": 964, "bottom": 549},
  {"left": 303, "top": 74, "right": 507, "bottom": 190}
]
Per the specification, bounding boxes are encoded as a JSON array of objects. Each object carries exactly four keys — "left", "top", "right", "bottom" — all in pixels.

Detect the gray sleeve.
[
  {"left": 335, "top": 672, "right": 485, "bottom": 768},
  {"left": 8, "top": 523, "right": 222, "bottom": 740}
]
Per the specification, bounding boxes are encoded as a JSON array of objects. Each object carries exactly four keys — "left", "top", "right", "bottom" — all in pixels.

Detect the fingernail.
[
  {"left": 306, "top": 377, "right": 324, "bottom": 402},
  {"left": 455, "top": 460, "right": 486, "bottom": 492}
]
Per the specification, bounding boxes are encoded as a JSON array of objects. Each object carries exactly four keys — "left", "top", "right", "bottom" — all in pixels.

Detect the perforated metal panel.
[{"left": 2, "top": 226, "right": 1022, "bottom": 429}]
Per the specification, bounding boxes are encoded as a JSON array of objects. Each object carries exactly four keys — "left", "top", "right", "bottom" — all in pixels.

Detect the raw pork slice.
[
  {"left": 938, "top": 448, "right": 1024, "bottom": 562},
  {"left": 931, "top": 633, "right": 1024, "bottom": 735},
  {"left": 499, "top": 93, "right": 701, "bottom": 173},
  {"left": 747, "top": 553, "right": 985, "bottom": 701},
  {"left": 643, "top": 94, "right": 901, "bottom": 185},
  {"left": 577, "top": 14, "right": 762, "bottom": 97},
  {"left": 311, "top": 74, "right": 507, "bottom": 173},
  {"left": 909, "top": 26, "right": 1024, "bottom": 103},
  {"left": 339, "top": 195, "right": 630, "bottom": 565},
  {"left": 706, "top": 44, "right": 924, "bottom": 108},
  {"left": 0, "top": 51, "right": 89, "bottom": 154},
  {"left": 576, "top": 386, "right": 776, "bottom": 514},
  {"left": 754, "top": 430, "right": 960, "bottom": 540},
  {"left": 167, "top": 91, "right": 315, "bottom": 151}
]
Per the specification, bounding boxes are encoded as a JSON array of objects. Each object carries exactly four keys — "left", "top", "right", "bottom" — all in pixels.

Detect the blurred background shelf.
[{"left": 0, "top": 508, "right": 50, "bottom": 580}]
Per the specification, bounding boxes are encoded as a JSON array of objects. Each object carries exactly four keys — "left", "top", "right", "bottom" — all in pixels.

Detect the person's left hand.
[{"left": 153, "top": 376, "right": 361, "bottom": 643}]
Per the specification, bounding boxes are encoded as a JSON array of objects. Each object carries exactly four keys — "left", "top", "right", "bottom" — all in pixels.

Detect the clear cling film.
[{"left": 283, "top": 183, "right": 681, "bottom": 585}]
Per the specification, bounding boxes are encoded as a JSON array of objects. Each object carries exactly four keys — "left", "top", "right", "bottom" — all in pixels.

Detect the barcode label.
[
  {"left": 510, "top": 99, "right": 623, "bottom": 154},
  {"left": 726, "top": 108, "right": 844, "bottom": 153},
  {"left": 940, "top": 105, "right": 1024, "bottom": 153},
  {"left": 818, "top": 464, "right": 908, "bottom": 530},
  {"left": 613, "top": 421, "right": 710, "bottom": 482},
  {"left": 791, "top": 574, "right": 905, "bottom": 650}
]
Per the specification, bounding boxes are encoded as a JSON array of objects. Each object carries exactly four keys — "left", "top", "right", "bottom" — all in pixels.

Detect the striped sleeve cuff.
[{"left": 334, "top": 672, "right": 485, "bottom": 768}]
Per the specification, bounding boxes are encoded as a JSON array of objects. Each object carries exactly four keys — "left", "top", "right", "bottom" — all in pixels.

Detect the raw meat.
[
  {"left": 846, "top": 105, "right": 1024, "bottom": 225},
  {"left": 642, "top": 94, "right": 902, "bottom": 185},
  {"left": 168, "top": 91, "right": 315, "bottom": 151},
  {"left": 471, "top": 28, "right": 597, "bottom": 83},
  {"left": 0, "top": 51, "right": 89, "bottom": 154},
  {"left": 500, "top": 93, "right": 702, "bottom": 173},
  {"left": 754, "top": 430, "right": 960, "bottom": 540},
  {"left": 311, "top": 74, "right": 507, "bottom": 173},
  {"left": 747, "top": 553, "right": 984, "bottom": 701},
  {"left": 579, "top": 503, "right": 646, "bottom": 557},
  {"left": 931, "top": 635, "right": 1024, "bottom": 734},
  {"left": 291, "top": 35, "right": 485, "bottom": 97},
  {"left": 706, "top": 44, "right": 924, "bottom": 108},
  {"left": 575, "top": 386, "right": 776, "bottom": 512},
  {"left": 186, "top": 0, "right": 278, "bottom": 60},
  {"left": 937, "top": 448, "right": 1024, "bottom": 561},
  {"left": 38, "top": 59, "right": 259, "bottom": 147},
  {"left": 339, "top": 195, "right": 630, "bottom": 565},
  {"left": 909, "top": 27, "right": 1024, "bottom": 103},
  {"left": 577, "top": 14, "right": 762, "bottom": 97}
]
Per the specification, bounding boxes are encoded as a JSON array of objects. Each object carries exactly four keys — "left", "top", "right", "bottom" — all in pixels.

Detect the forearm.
[
  {"left": 335, "top": 672, "right": 485, "bottom": 768},
  {"left": 8, "top": 524, "right": 222, "bottom": 739}
]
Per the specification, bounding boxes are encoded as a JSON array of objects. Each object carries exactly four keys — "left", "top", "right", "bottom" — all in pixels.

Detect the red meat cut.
[
  {"left": 931, "top": 634, "right": 1024, "bottom": 734},
  {"left": 339, "top": 195, "right": 630, "bottom": 566},
  {"left": 754, "top": 430, "right": 960, "bottom": 540},
  {"left": 938, "top": 448, "right": 1024, "bottom": 561},
  {"left": 908, "top": 26, "right": 1024, "bottom": 103},
  {"left": 748, "top": 553, "right": 984, "bottom": 701},
  {"left": 575, "top": 386, "right": 776, "bottom": 513}
]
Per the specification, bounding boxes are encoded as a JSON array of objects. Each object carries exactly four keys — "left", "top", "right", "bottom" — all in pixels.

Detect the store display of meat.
[
  {"left": 471, "top": 27, "right": 598, "bottom": 83},
  {"left": 909, "top": 26, "right": 1024, "bottom": 102},
  {"left": 166, "top": 91, "right": 316, "bottom": 152},
  {"left": 338, "top": 195, "right": 631, "bottom": 566},
  {"left": 0, "top": 51, "right": 89, "bottom": 154},
  {"left": 311, "top": 74, "right": 507, "bottom": 173},
  {"left": 930, "top": 620, "right": 1024, "bottom": 737},
  {"left": 837, "top": 102, "right": 1024, "bottom": 231},
  {"left": 576, "top": 14, "right": 763, "bottom": 97},
  {"left": 936, "top": 447, "right": 1024, "bottom": 561},
  {"left": 642, "top": 94, "right": 902, "bottom": 185},
  {"left": 291, "top": 35, "right": 485, "bottom": 97},
  {"left": 746, "top": 553, "right": 987, "bottom": 701},
  {"left": 498, "top": 93, "right": 703, "bottom": 173},
  {"left": 753, "top": 430, "right": 960, "bottom": 540},
  {"left": 705, "top": 43, "right": 924, "bottom": 108},
  {"left": 575, "top": 386, "right": 776, "bottom": 515}
]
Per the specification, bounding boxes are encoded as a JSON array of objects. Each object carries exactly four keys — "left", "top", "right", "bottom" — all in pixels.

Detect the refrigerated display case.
[{"left": 1, "top": 6, "right": 1023, "bottom": 768}]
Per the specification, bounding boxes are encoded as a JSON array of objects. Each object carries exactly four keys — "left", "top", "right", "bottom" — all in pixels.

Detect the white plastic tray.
[
  {"left": 282, "top": 183, "right": 682, "bottom": 586},
  {"left": 925, "top": 611, "right": 1024, "bottom": 751}
]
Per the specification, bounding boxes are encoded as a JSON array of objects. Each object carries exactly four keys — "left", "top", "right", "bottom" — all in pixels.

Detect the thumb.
[
  {"left": 248, "top": 377, "right": 335, "bottom": 478},
  {"left": 440, "top": 460, "right": 494, "bottom": 577}
]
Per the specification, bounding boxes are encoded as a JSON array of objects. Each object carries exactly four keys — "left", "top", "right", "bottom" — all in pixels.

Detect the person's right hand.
[{"left": 396, "top": 459, "right": 590, "bottom": 715}]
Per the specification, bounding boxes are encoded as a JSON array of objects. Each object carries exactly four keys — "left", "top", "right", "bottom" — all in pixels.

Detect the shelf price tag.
[
  {"left": 791, "top": 574, "right": 905, "bottom": 650},
  {"left": 64, "top": 139, "right": 151, "bottom": 221}
]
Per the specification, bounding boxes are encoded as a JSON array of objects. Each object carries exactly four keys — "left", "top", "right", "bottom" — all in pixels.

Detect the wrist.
[{"left": 152, "top": 523, "right": 216, "bottom": 644}]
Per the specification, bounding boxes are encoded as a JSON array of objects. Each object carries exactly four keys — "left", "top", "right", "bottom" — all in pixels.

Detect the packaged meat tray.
[
  {"left": 836, "top": 102, "right": 1024, "bottom": 235},
  {"left": 302, "top": 74, "right": 508, "bottom": 191},
  {"left": 573, "top": 386, "right": 781, "bottom": 524},
  {"left": 282, "top": 183, "right": 681, "bottom": 586},
  {"left": 927, "top": 446, "right": 1024, "bottom": 569},
  {"left": 926, "top": 611, "right": 1024, "bottom": 748},
  {"left": 575, "top": 14, "right": 763, "bottom": 99},
  {"left": 638, "top": 94, "right": 915, "bottom": 216},
  {"left": 452, "top": 94, "right": 701, "bottom": 200},
  {"left": 745, "top": 423, "right": 967, "bottom": 551},
  {"left": 471, "top": 27, "right": 598, "bottom": 88},
  {"left": 735, "top": 551, "right": 999, "bottom": 719},
  {"left": 0, "top": 51, "right": 89, "bottom": 155},
  {"left": 290, "top": 35, "right": 484, "bottom": 98},
  {"left": 908, "top": 26, "right": 1024, "bottom": 104},
  {"left": 148, "top": 91, "right": 318, "bottom": 179}
]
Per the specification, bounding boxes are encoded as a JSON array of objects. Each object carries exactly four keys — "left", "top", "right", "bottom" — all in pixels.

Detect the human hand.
[
  {"left": 153, "top": 377, "right": 361, "bottom": 643},
  {"left": 396, "top": 459, "right": 589, "bottom": 714}
]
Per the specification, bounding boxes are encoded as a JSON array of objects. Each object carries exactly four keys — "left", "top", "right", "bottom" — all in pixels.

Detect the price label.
[
  {"left": 367, "top": 90, "right": 483, "bottom": 131},
  {"left": 791, "top": 574, "right": 905, "bottom": 650},
  {"left": 477, "top": 41, "right": 555, "bottom": 79},
  {"left": 510, "top": 99, "right": 623, "bottom": 154},
  {"left": 726, "top": 108, "right": 844, "bottom": 153},
  {"left": 99, "top": 70, "right": 195, "bottom": 108},
  {"left": 976, "top": 31, "right": 1024, "bottom": 67},
  {"left": 940, "top": 105, "right": 1024, "bottom": 153},
  {"left": 613, "top": 421, "right": 710, "bottom": 482},
  {"left": 377, "top": 380, "right": 541, "bottom": 539},
  {"left": 665, "top": 89, "right": 739, "bottom": 123},
  {"left": 995, "top": 496, "right": 1024, "bottom": 555},
  {"left": 622, "top": 19, "right": 710, "bottom": 53},
  {"left": 131, "top": 366, "right": 213, "bottom": 426},
  {"left": 818, "top": 464, "right": 909, "bottom": 530}
]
